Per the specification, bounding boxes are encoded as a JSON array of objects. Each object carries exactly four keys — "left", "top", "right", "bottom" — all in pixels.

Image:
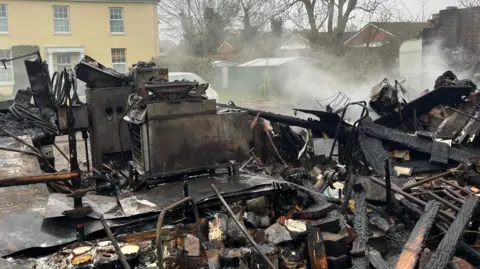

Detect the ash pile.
[{"left": 2, "top": 54, "right": 480, "bottom": 269}]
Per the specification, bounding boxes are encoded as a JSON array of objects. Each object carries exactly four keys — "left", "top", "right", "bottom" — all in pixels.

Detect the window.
[
  {"left": 56, "top": 53, "right": 71, "bottom": 71},
  {"left": 111, "top": 48, "right": 126, "bottom": 73},
  {"left": 109, "top": 7, "right": 124, "bottom": 33},
  {"left": 53, "top": 6, "right": 69, "bottom": 33},
  {"left": 0, "top": 49, "right": 12, "bottom": 84},
  {"left": 0, "top": 5, "right": 8, "bottom": 33}
]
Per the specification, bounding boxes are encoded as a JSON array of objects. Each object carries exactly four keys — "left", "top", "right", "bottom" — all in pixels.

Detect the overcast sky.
[{"left": 403, "top": 0, "right": 458, "bottom": 18}]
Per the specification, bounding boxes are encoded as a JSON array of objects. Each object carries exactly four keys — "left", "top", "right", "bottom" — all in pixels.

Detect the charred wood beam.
[
  {"left": 369, "top": 249, "right": 391, "bottom": 269},
  {"left": 400, "top": 197, "right": 480, "bottom": 267},
  {"left": 0, "top": 172, "right": 79, "bottom": 187},
  {"left": 370, "top": 176, "right": 455, "bottom": 221},
  {"left": 425, "top": 195, "right": 479, "bottom": 269},
  {"left": 351, "top": 184, "right": 369, "bottom": 269},
  {"left": 395, "top": 200, "right": 440, "bottom": 269},
  {"left": 361, "top": 119, "right": 480, "bottom": 164},
  {"left": 385, "top": 160, "right": 392, "bottom": 204},
  {"left": 307, "top": 225, "right": 329, "bottom": 269}
]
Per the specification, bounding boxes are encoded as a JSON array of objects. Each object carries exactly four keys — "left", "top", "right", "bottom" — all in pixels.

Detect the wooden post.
[
  {"left": 351, "top": 184, "right": 368, "bottom": 269},
  {"left": 425, "top": 195, "right": 479, "bottom": 269},
  {"left": 395, "top": 200, "right": 440, "bottom": 269}
]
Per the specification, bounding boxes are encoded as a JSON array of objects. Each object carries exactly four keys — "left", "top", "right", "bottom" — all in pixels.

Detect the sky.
[{"left": 401, "top": 0, "right": 459, "bottom": 18}]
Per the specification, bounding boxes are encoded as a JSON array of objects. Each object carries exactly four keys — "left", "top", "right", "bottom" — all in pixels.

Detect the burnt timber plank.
[
  {"left": 307, "top": 225, "right": 329, "bottom": 269},
  {"left": 395, "top": 200, "right": 440, "bottom": 269},
  {"left": 369, "top": 249, "right": 391, "bottom": 269},
  {"left": 425, "top": 195, "right": 479, "bottom": 269},
  {"left": 351, "top": 184, "right": 368, "bottom": 269},
  {"left": 361, "top": 118, "right": 480, "bottom": 163}
]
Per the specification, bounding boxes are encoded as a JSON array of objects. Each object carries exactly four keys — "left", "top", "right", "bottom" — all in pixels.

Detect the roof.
[
  {"left": 217, "top": 41, "right": 235, "bottom": 52},
  {"left": 238, "top": 57, "right": 321, "bottom": 67},
  {"left": 279, "top": 34, "right": 313, "bottom": 50},
  {"left": 344, "top": 21, "right": 427, "bottom": 44},
  {"left": 213, "top": 60, "right": 238, "bottom": 67}
]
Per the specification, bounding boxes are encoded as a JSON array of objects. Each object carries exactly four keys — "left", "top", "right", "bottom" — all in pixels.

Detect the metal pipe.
[
  {"left": 426, "top": 191, "right": 461, "bottom": 211},
  {"left": 442, "top": 190, "right": 466, "bottom": 204},
  {"left": 444, "top": 187, "right": 467, "bottom": 202},
  {"left": 156, "top": 197, "right": 205, "bottom": 269},
  {"left": 0, "top": 172, "right": 79, "bottom": 187},
  {"left": 370, "top": 176, "right": 455, "bottom": 221},
  {"left": 211, "top": 184, "right": 276, "bottom": 269},
  {"left": 440, "top": 179, "right": 475, "bottom": 195},
  {"left": 99, "top": 215, "right": 131, "bottom": 269},
  {"left": 401, "top": 170, "right": 455, "bottom": 191}
]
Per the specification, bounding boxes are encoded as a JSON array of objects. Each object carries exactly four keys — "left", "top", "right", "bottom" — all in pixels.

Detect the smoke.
[{"left": 253, "top": 38, "right": 475, "bottom": 122}]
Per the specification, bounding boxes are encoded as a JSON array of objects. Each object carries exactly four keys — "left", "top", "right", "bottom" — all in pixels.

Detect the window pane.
[
  {"left": 0, "top": 49, "right": 12, "bottom": 83},
  {"left": 53, "top": 6, "right": 69, "bottom": 33},
  {"left": 111, "top": 48, "right": 126, "bottom": 73},
  {"left": 110, "top": 8, "right": 124, "bottom": 33},
  {"left": 0, "top": 5, "right": 7, "bottom": 33}
]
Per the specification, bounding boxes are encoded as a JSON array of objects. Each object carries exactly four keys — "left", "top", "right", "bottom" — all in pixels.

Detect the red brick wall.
[{"left": 347, "top": 25, "right": 390, "bottom": 46}]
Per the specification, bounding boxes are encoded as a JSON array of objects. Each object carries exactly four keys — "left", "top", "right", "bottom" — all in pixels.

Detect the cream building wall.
[{"left": 0, "top": 0, "right": 159, "bottom": 95}]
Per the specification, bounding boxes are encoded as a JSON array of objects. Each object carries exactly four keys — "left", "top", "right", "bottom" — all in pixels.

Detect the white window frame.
[
  {"left": 0, "top": 4, "right": 8, "bottom": 34},
  {"left": 53, "top": 5, "right": 70, "bottom": 34},
  {"left": 109, "top": 7, "right": 124, "bottom": 34},
  {"left": 111, "top": 48, "right": 126, "bottom": 73},
  {"left": 0, "top": 49, "right": 13, "bottom": 85},
  {"left": 56, "top": 53, "right": 72, "bottom": 71}
]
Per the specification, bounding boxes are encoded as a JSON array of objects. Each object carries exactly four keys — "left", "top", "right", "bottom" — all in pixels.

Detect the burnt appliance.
[
  {"left": 86, "top": 86, "right": 133, "bottom": 171},
  {"left": 124, "top": 80, "right": 250, "bottom": 177}
]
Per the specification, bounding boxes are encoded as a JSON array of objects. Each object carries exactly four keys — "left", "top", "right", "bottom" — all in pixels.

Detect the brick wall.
[{"left": 423, "top": 6, "right": 480, "bottom": 52}]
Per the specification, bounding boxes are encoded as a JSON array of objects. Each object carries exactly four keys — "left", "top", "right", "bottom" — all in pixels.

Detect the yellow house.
[{"left": 0, "top": 0, "right": 159, "bottom": 95}]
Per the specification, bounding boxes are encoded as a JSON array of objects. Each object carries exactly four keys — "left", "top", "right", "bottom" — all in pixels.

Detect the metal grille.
[{"left": 131, "top": 124, "right": 144, "bottom": 169}]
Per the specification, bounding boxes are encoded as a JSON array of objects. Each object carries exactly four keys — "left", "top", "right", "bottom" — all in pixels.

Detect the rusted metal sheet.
[
  {"left": 144, "top": 112, "right": 250, "bottom": 174},
  {"left": 146, "top": 99, "right": 217, "bottom": 121}
]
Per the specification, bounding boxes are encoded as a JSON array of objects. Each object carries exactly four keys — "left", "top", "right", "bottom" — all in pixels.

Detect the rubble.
[{"left": 2, "top": 51, "right": 480, "bottom": 269}]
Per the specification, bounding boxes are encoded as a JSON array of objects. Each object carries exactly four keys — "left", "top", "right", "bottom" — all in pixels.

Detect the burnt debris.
[{"left": 0, "top": 55, "right": 480, "bottom": 269}]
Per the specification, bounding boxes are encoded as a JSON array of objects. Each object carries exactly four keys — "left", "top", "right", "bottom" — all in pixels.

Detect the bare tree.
[
  {"left": 158, "top": 0, "right": 240, "bottom": 55},
  {"left": 458, "top": 0, "right": 480, "bottom": 7},
  {"left": 239, "top": 0, "right": 272, "bottom": 40},
  {"left": 279, "top": 0, "right": 384, "bottom": 45},
  {"left": 279, "top": 0, "right": 328, "bottom": 43}
]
